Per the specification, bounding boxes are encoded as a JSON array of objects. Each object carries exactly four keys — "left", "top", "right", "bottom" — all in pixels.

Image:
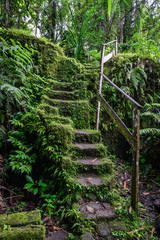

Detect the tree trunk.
[
  {"left": 119, "top": 20, "right": 124, "bottom": 43},
  {"left": 5, "top": 0, "right": 10, "bottom": 27}
]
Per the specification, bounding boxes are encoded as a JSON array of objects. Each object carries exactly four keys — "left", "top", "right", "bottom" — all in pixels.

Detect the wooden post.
[
  {"left": 115, "top": 36, "right": 118, "bottom": 55},
  {"left": 96, "top": 45, "right": 105, "bottom": 130},
  {"left": 131, "top": 105, "right": 140, "bottom": 212}
]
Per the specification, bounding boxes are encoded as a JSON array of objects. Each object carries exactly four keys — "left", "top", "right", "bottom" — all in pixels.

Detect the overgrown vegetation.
[{"left": 0, "top": 0, "right": 160, "bottom": 238}]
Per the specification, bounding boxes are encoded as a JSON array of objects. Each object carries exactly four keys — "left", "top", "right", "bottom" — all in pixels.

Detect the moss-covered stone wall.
[{"left": 0, "top": 28, "right": 84, "bottom": 80}]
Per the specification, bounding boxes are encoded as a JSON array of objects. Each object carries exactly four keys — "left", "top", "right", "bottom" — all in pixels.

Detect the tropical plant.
[
  {"left": 65, "top": 6, "right": 103, "bottom": 59},
  {"left": 140, "top": 103, "right": 160, "bottom": 167},
  {"left": 24, "top": 175, "right": 47, "bottom": 195}
]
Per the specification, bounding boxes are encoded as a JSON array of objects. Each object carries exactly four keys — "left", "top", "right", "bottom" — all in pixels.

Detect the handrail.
[
  {"left": 103, "top": 40, "right": 117, "bottom": 46},
  {"left": 101, "top": 73, "right": 142, "bottom": 108},
  {"left": 96, "top": 37, "right": 141, "bottom": 212},
  {"left": 96, "top": 37, "right": 118, "bottom": 131}
]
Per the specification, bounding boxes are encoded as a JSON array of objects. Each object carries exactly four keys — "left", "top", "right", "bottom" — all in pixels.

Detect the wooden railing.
[{"left": 96, "top": 38, "right": 142, "bottom": 212}]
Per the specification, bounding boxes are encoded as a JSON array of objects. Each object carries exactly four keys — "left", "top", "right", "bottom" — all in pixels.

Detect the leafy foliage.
[{"left": 65, "top": 6, "right": 103, "bottom": 59}]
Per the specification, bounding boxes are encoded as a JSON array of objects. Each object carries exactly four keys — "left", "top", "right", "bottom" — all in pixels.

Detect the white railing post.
[{"left": 96, "top": 45, "right": 105, "bottom": 130}]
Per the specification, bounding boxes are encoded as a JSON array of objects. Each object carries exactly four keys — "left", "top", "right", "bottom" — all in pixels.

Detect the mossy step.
[
  {"left": 43, "top": 96, "right": 90, "bottom": 129},
  {"left": 47, "top": 122, "right": 73, "bottom": 152},
  {"left": 0, "top": 225, "right": 46, "bottom": 240},
  {"left": 38, "top": 103, "right": 59, "bottom": 115},
  {"left": 0, "top": 210, "right": 41, "bottom": 226},
  {"left": 73, "top": 129, "right": 101, "bottom": 143},
  {"left": 52, "top": 116, "right": 73, "bottom": 125},
  {"left": 46, "top": 89, "right": 80, "bottom": 100},
  {"left": 72, "top": 143, "right": 106, "bottom": 158},
  {"left": 37, "top": 109, "right": 73, "bottom": 125},
  {"left": 75, "top": 174, "right": 111, "bottom": 187},
  {"left": 79, "top": 202, "right": 116, "bottom": 220},
  {"left": 47, "top": 80, "right": 87, "bottom": 95},
  {"left": 74, "top": 157, "right": 113, "bottom": 174}
]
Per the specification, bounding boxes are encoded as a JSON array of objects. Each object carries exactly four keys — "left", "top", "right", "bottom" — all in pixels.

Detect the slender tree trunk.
[
  {"left": 119, "top": 20, "right": 123, "bottom": 43},
  {"left": 5, "top": 0, "right": 10, "bottom": 27},
  {"left": 51, "top": 1, "right": 56, "bottom": 40}
]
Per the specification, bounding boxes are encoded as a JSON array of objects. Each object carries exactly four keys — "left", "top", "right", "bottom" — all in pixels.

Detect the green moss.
[
  {"left": 75, "top": 158, "right": 113, "bottom": 175},
  {"left": 55, "top": 57, "right": 85, "bottom": 81},
  {"left": 0, "top": 225, "right": 46, "bottom": 240},
  {"left": 0, "top": 210, "right": 41, "bottom": 227},
  {"left": 69, "top": 173, "right": 113, "bottom": 200},
  {"left": 71, "top": 143, "right": 106, "bottom": 158},
  {"left": 45, "top": 88, "right": 80, "bottom": 100},
  {"left": 38, "top": 103, "right": 59, "bottom": 115},
  {"left": 73, "top": 130, "right": 101, "bottom": 143},
  {"left": 47, "top": 80, "right": 87, "bottom": 98},
  {"left": 47, "top": 122, "right": 73, "bottom": 152},
  {"left": 43, "top": 96, "right": 90, "bottom": 129}
]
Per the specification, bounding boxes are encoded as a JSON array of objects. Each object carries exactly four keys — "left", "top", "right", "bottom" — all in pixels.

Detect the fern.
[
  {"left": 140, "top": 128, "right": 160, "bottom": 135},
  {"left": 127, "top": 66, "right": 147, "bottom": 91}
]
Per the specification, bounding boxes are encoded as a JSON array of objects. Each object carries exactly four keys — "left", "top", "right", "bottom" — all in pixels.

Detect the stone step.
[
  {"left": 37, "top": 108, "right": 73, "bottom": 126},
  {"left": 43, "top": 95, "right": 90, "bottom": 129},
  {"left": 47, "top": 122, "right": 73, "bottom": 152},
  {"left": 79, "top": 202, "right": 116, "bottom": 220},
  {"left": 0, "top": 210, "right": 41, "bottom": 226},
  {"left": 72, "top": 143, "right": 106, "bottom": 158},
  {"left": 47, "top": 80, "right": 87, "bottom": 96},
  {"left": 0, "top": 225, "right": 45, "bottom": 240},
  {"left": 75, "top": 173, "right": 112, "bottom": 187},
  {"left": 71, "top": 173, "right": 113, "bottom": 201},
  {"left": 73, "top": 129, "right": 101, "bottom": 143},
  {"left": 38, "top": 103, "right": 59, "bottom": 115},
  {"left": 74, "top": 157, "right": 113, "bottom": 174},
  {"left": 46, "top": 89, "right": 79, "bottom": 100}
]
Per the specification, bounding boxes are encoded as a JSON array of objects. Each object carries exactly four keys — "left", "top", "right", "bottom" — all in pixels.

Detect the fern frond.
[
  {"left": 141, "top": 111, "right": 160, "bottom": 122},
  {"left": 140, "top": 128, "right": 160, "bottom": 135}
]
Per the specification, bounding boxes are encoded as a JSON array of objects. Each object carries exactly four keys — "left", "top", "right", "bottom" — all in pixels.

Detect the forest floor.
[{"left": 0, "top": 157, "right": 160, "bottom": 240}]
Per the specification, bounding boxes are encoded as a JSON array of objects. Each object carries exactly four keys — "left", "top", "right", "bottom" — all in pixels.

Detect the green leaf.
[
  {"left": 24, "top": 183, "right": 34, "bottom": 189},
  {"left": 33, "top": 188, "right": 38, "bottom": 195},
  {"left": 108, "top": 0, "right": 112, "bottom": 17},
  {"left": 38, "top": 182, "right": 47, "bottom": 188},
  {"left": 26, "top": 175, "right": 34, "bottom": 184}
]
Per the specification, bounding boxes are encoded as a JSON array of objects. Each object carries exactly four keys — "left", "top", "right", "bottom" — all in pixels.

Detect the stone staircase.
[{"left": 42, "top": 79, "right": 116, "bottom": 239}]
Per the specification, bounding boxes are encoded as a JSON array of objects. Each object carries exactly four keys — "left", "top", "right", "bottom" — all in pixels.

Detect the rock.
[
  {"left": 96, "top": 223, "right": 111, "bottom": 239},
  {"left": 80, "top": 202, "right": 116, "bottom": 220},
  {"left": 81, "top": 231, "right": 93, "bottom": 240},
  {"left": 155, "top": 216, "right": 160, "bottom": 234},
  {"left": 86, "top": 206, "right": 94, "bottom": 213},
  {"left": 47, "top": 229, "right": 68, "bottom": 240},
  {"left": 153, "top": 199, "right": 160, "bottom": 212},
  {"left": 108, "top": 220, "right": 125, "bottom": 231}
]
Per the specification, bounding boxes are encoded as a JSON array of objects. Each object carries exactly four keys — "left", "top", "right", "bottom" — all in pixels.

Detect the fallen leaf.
[
  {"left": 86, "top": 206, "right": 94, "bottom": 213},
  {"left": 124, "top": 180, "right": 127, "bottom": 189},
  {"left": 143, "top": 192, "right": 150, "bottom": 195},
  {"left": 129, "top": 205, "right": 132, "bottom": 214},
  {"left": 86, "top": 178, "right": 92, "bottom": 181},
  {"left": 91, "top": 158, "right": 97, "bottom": 162},
  {"left": 151, "top": 227, "right": 155, "bottom": 236},
  {"left": 42, "top": 216, "right": 49, "bottom": 223},
  {"left": 53, "top": 226, "right": 62, "bottom": 231}
]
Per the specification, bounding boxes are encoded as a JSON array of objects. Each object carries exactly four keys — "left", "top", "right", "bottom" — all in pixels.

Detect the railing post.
[
  {"left": 96, "top": 45, "right": 105, "bottom": 130},
  {"left": 115, "top": 36, "right": 118, "bottom": 55},
  {"left": 131, "top": 105, "right": 140, "bottom": 212}
]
